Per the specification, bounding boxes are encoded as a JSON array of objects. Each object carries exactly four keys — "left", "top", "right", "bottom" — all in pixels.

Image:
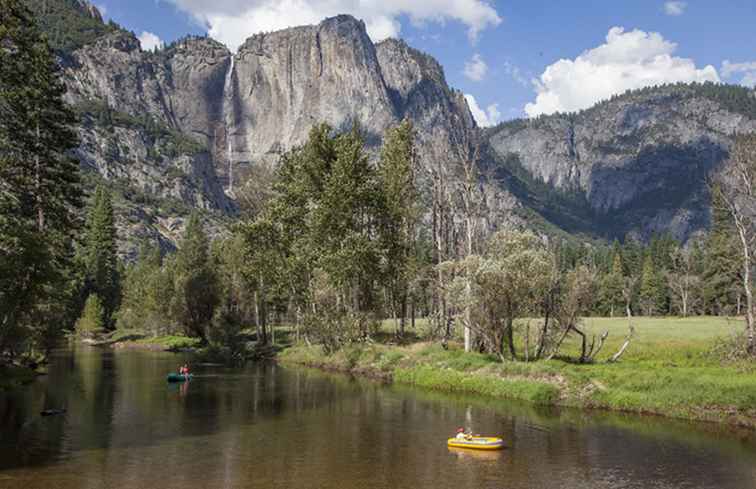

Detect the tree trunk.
[
  {"left": 573, "top": 325, "right": 587, "bottom": 363},
  {"left": 400, "top": 293, "right": 407, "bottom": 337},
  {"left": 535, "top": 309, "right": 550, "bottom": 360},
  {"left": 35, "top": 122, "right": 44, "bottom": 231},
  {"left": 506, "top": 318, "right": 516, "bottom": 360},
  {"left": 739, "top": 228, "right": 755, "bottom": 355},
  {"left": 464, "top": 215, "right": 473, "bottom": 352},
  {"left": 524, "top": 322, "right": 530, "bottom": 363}
]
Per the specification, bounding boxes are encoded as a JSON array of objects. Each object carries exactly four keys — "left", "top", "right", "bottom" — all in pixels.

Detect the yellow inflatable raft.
[{"left": 447, "top": 436, "right": 504, "bottom": 450}]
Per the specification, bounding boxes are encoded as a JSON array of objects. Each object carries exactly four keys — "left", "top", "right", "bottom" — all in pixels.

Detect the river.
[{"left": 1, "top": 345, "right": 755, "bottom": 488}]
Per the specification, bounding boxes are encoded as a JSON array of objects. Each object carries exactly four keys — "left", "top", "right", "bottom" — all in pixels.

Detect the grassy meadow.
[{"left": 281, "top": 316, "right": 756, "bottom": 428}]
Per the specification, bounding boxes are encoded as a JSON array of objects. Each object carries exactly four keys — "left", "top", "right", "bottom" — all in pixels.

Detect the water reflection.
[{"left": 0, "top": 346, "right": 754, "bottom": 489}]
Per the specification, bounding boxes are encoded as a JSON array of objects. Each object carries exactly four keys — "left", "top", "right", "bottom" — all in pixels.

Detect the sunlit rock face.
[
  {"left": 59, "top": 5, "right": 756, "bottom": 251},
  {"left": 61, "top": 15, "right": 479, "bottom": 256}
]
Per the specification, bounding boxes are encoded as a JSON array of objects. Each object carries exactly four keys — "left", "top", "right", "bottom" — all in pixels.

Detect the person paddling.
[{"left": 455, "top": 428, "right": 470, "bottom": 440}]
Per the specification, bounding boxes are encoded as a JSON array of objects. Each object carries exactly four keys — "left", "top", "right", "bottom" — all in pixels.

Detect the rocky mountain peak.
[{"left": 72, "top": 0, "right": 103, "bottom": 22}]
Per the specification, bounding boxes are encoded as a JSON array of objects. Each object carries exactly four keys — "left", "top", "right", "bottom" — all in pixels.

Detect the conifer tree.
[
  {"left": 83, "top": 185, "right": 119, "bottom": 327},
  {"left": 703, "top": 187, "right": 740, "bottom": 315},
  {"left": 600, "top": 253, "right": 625, "bottom": 316},
  {"left": 639, "top": 254, "right": 661, "bottom": 315},
  {"left": 0, "top": 0, "right": 82, "bottom": 357}
]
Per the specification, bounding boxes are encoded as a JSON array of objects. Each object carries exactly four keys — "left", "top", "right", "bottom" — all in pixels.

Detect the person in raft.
[{"left": 456, "top": 428, "right": 471, "bottom": 440}]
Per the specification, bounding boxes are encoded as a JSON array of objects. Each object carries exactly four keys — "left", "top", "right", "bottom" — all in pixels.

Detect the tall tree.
[
  {"left": 702, "top": 188, "right": 741, "bottom": 315},
  {"left": 378, "top": 120, "right": 418, "bottom": 337},
  {"left": 639, "top": 254, "right": 661, "bottom": 316},
  {"left": 82, "top": 185, "right": 119, "bottom": 326},
  {"left": 667, "top": 245, "right": 701, "bottom": 317},
  {"left": 600, "top": 253, "right": 625, "bottom": 316},
  {"left": 173, "top": 212, "right": 218, "bottom": 340},
  {"left": 712, "top": 133, "right": 756, "bottom": 355},
  {"left": 0, "top": 0, "right": 82, "bottom": 357}
]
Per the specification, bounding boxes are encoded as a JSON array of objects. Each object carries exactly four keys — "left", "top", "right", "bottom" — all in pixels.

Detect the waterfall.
[{"left": 223, "top": 55, "right": 235, "bottom": 195}]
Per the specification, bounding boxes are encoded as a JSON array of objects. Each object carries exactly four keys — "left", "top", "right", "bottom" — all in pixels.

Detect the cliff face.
[
  {"left": 51, "top": 2, "right": 756, "bottom": 250},
  {"left": 58, "top": 13, "right": 480, "bottom": 255},
  {"left": 485, "top": 85, "right": 756, "bottom": 241}
]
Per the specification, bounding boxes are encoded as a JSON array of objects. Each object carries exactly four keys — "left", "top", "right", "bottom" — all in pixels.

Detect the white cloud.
[
  {"left": 166, "top": 0, "right": 502, "bottom": 51},
  {"left": 742, "top": 73, "right": 756, "bottom": 88},
  {"left": 138, "top": 31, "right": 164, "bottom": 51},
  {"left": 722, "top": 60, "right": 756, "bottom": 87},
  {"left": 502, "top": 61, "right": 527, "bottom": 87},
  {"left": 463, "top": 54, "right": 488, "bottom": 81},
  {"left": 524, "top": 27, "right": 719, "bottom": 117},
  {"left": 664, "top": 1, "right": 687, "bottom": 16},
  {"left": 464, "top": 94, "right": 499, "bottom": 127}
]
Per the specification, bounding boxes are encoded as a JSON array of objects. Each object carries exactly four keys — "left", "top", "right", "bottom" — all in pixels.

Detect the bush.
[
  {"left": 206, "top": 305, "right": 245, "bottom": 364},
  {"left": 76, "top": 294, "right": 105, "bottom": 338},
  {"left": 708, "top": 331, "right": 752, "bottom": 363}
]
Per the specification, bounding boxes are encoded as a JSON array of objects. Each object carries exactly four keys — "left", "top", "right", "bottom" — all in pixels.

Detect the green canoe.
[{"left": 166, "top": 373, "right": 193, "bottom": 382}]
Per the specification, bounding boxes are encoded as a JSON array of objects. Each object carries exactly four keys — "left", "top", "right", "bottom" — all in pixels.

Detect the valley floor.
[{"left": 280, "top": 316, "right": 756, "bottom": 429}]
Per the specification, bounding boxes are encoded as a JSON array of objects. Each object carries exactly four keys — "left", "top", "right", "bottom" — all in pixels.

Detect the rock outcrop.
[
  {"left": 485, "top": 84, "right": 756, "bottom": 241},
  {"left": 47, "top": 2, "right": 756, "bottom": 250},
  {"left": 58, "top": 12, "right": 484, "bottom": 255}
]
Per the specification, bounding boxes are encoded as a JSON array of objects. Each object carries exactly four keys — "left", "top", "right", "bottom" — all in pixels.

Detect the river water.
[{"left": 1, "top": 346, "right": 755, "bottom": 489}]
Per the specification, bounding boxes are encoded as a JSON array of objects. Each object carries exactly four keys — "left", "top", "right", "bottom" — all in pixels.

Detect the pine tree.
[
  {"left": 83, "top": 185, "right": 119, "bottom": 327},
  {"left": 600, "top": 253, "right": 625, "bottom": 316},
  {"left": 0, "top": 0, "right": 82, "bottom": 357},
  {"left": 703, "top": 188, "right": 740, "bottom": 315},
  {"left": 174, "top": 212, "right": 218, "bottom": 340},
  {"left": 639, "top": 254, "right": 661, "bottom": 316}
]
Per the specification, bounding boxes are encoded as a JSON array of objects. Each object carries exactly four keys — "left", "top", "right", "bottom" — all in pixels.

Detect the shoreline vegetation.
[{"left": 279, "top": 316, "right": 756, "bottom": 429}]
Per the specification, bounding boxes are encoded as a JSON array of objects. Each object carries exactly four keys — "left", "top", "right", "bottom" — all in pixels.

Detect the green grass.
[
  {"left": 281, "top": 316, "right": 756, "bottom": 428},
  {"left": 134, "top": 335, "right": 201, "bottom": 350}
]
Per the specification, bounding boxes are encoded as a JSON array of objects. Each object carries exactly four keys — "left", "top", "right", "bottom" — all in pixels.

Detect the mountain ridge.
[{"left": 26, "top": 0, "right": 756, "bottom": 251}]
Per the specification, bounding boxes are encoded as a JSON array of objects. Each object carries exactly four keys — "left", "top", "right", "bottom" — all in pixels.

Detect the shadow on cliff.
[{"left": 483, "top": 136, "right": 729, "bottom": 241}]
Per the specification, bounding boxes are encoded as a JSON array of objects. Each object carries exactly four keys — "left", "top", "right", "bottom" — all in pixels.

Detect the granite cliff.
[{"left": 30, "top": 1, "right": 756, "bottom": 251}]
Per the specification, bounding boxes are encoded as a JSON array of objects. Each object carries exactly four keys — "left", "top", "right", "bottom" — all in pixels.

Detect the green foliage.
[
  {"left": 24, "top": 0, "right": 121, "bottom": 54},
  {"left": 599, "top": 253, "right": 625, "bottom": 316},
  {"left": 0, "top": 0, "right": 83, "bottom": 359},
  {"left": 283, "top": 315, "right": 756, "bottom": 425},
  {"left": 75, "top": 99, "right": 207, "bottom": 156},
  {"left": 241, "top": 122, "right": 408, "bottom": 352},
  {"left": 82, "top": 185, "right": 120, "bottom": 327},
  {"left": 134, "top": 334, "right": 200, "bottom": 350},
  {"left": 173, "top": 213, "right": 219, "bottom": 340},
  {"left": 638, "top": 254, "right": 665, "bottom": 315},
  {"left": 116, "top": 242, "right": 178, "bottom": 335},
  {"left": 377, "top": 120, "right": 419, "bottom": 335},
  {"left": 76, "top": 294, "right": 105, "bottom": 337},
  {"left": 702, "top": 188, "right": 741, "bottom": 315}
]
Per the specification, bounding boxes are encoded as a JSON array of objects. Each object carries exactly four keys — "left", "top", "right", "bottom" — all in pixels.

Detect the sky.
[{"left": 93, "top": 0, "right": 756, "bottom": 126}]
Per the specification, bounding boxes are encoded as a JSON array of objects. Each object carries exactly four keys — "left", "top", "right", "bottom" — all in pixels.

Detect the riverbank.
[
  {"left": 82, "top": 330, "right": 202, "bottom": 352},
  {"left": 280, "top": 317, "right": 756, "bottom": 429}
]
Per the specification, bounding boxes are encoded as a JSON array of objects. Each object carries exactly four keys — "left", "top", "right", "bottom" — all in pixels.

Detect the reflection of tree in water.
[{"left": 2, "top": 349, "right": 756, "bottom": 488}]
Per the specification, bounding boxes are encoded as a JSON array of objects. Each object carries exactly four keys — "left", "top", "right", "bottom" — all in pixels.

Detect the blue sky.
[{"left": 94, "top": 1, "right": 756, "bottom": 125}]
